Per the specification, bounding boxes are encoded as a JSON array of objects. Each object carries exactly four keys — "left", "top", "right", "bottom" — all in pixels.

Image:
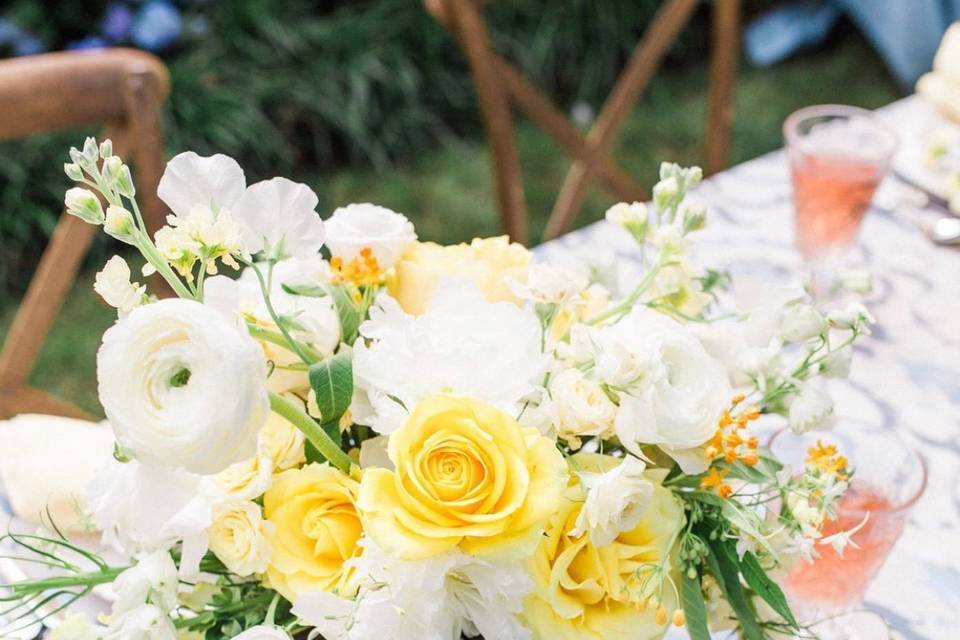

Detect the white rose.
[
  {"left": 258, "top": 411, "right": 307, "bottom": 471},
  {"left": 789, "top": 386, "right": 834, "bottom": 433},
  {"left": 569, "top": 456, "right": 654, "bottom": 546},
  {"left": 548, "top": 368, "right": 617, "bottom": 442},
  {"left": 325, "top": 203, "right": 416, "bottom": 269},
  {"left": 509, "top": 263, "right": 587, "bottom": 305},
  {"left": 605, "top": 308, "right": 731, "bottom": 457},
  {"left": 112, "top": 550, "right": 179, "bottom": 615},
  {"left": 780, "top": 304, "right": 826, "bottom": 342},
  {"left": 94, "top": 256, "right": 145, "bottom": 314},
  {"left": 97, "top": 298, "right": 269, "bottom": 474},
  {"left": 233, "top": 625, "right": 293, "bottom": 640},
  {"left": 103, "top": 604, "right": 176, "bottom": 640},
  {"left": 208, "top": 501, "right": 273, "bottom": 577}
]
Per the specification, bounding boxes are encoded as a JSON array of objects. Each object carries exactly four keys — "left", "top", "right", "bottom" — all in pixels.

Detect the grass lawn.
[{"left": 0, "top": 34, "right": 900, "bottom": 415}]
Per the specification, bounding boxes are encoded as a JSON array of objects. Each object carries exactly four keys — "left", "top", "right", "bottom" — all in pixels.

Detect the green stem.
[
  {"left": 134, "top": 234, "right": 195, "bottom": 300},
  {"left": 8, "top": 567, "right": 126, "bottom": 596},
  {"left": 246, "top": 260, "right": 314, "bottom": 365},
  {"left": 585, "top": 258, "right": 667, "bottom": 326},
  {"left": 270, "top": 392, "right": 352, "bottom": 473},
  {"left": 246, "top": 325, "right": 323, "bottom": 362}
]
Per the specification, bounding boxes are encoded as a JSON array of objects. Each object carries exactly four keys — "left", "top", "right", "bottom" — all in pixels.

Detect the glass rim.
[
  {"left": 767, "top": 426, "right": 928, "bottom": 515},
  {"left": 783, "top": 104, "right": 899, "bottom": 162}
]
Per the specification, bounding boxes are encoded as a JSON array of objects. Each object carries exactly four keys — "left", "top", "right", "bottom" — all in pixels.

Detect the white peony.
[
  {"left": 352, "top": 284, "right": 547, "bottom": 434},
  {"left": 208, "top": 501, "right": 274, "bottom": 577},
  {"left": 111, "top": 550, "right": 179, "bottom": 615},
  {"left": 324, "top": 203, "right": 416, "bottom": 269},
  {"left": 94, "top": 256, "right": 145, "bottom": 314},
  {"left": 569, "top": 456, "right": 655, "bottom": 546},
  {"left": 233, "top": 177, "right": 325, "bottom": 259},
  {"left": 780, "top": 304, "right": 826, "bottom": 342},
  {"left": 508, "top": 263, "right": 587, "bottom": 305},
  {"left": 102, "top": 604, "right": 176, "bottom": 640},
  {"left": 789, "top": 385, "right": 834, "bottom": 433},
  {"left": 97, "top": 298, "right": 269, "bottom": 474},
  {"left": 87, "top": 459, "right": 213, "bottom": 577},
  {"left": 233, "top": 626, "right": 293, "bottom": 640},
  {"left": 547, "top": 367, "right": 617, "bottom": 443},
  {"left": 595, "top": 308, "right": 730, "bottom": 467}
]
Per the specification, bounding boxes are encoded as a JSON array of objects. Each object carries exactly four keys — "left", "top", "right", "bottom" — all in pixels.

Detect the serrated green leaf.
[
  {"left": 706, "top": 538, "right": 766, "bottom": 640},
  {"left": 680, "top": 570, "right": 711, "bottom": 640},
  {"left": 308, "top": 350, "right": 353, "bottom": 425},
  {"left": 741, "top": 551, "right": 799, "bottom": 629}
]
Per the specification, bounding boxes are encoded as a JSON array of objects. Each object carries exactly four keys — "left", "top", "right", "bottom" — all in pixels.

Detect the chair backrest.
[
  {"left": 426, "top": 0, "right": 741, "bottom": 243},
  {"left": 0, "top": 48, "right": 171, "bottom": 420}
]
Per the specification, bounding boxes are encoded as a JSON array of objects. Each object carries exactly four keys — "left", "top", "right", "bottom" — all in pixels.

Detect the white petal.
[
  {"left": 233, "top": 177, "right": 324, "bottom": 258},
  {"left": 157, "top": 152, "right": 246, "bottom": 219}
]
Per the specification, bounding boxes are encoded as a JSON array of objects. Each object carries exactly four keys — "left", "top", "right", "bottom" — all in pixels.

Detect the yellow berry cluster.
[
  {"left": 805, "top": 440, "right": 849, "bottom": 480},
  {"left": 330, "top": 247, "right": 382, "bottom": 287},
  {"left": 700, "top": 396, "right": 762, "bottom": 499}
]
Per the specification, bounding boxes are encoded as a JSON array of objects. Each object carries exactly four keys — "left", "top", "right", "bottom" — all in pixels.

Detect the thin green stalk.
[
  {"left": 246, "top": 325, "right": 323, "bottom": 362},
  {"left": 246, "top": 260, "right": 314, "bottom": 365},
  {"left": 7, "top": 567, "right": 126, "bottom": 596},
  {"left": 585, "top": 258, "right": 667, "bottom": 326},
  {"left": 270, "top": 392, "right": 352, "bottom": 473},
  {"left": 134, "top": 234, "right": 195, "bottom": 299}
]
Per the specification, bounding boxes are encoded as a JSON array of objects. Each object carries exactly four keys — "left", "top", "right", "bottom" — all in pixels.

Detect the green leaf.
[
  {"left": 280, "top": 282, "right": 328, "bottom": 297},
  {"left": 706, "top": 538, "right": 766, "bottom": 640},
  {"left": 721, "top": 500, "right": 774, "bottom": 555},
  {"left": 741, "top": 551, "right": 799, "bottom": 629},
  {"left": 308, "top": 350, "right": 353, "bottom": 425},
  {"left": 328, "top": 285, "right": 364, "bottom": 344},
  {"left": 680, "top": 570, "right": 711, "bottom": 640}
]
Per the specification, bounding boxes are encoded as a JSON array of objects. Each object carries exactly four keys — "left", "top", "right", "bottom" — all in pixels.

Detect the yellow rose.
[
  {"left": 263, "top": 463, "right": 363, "bottom": 601},
  {"left": 388, "top": 236, "right": 531, "bottom": 314},
  {"left": 523, "top": 454, "right": 685, "bottom": 640},
  {"left": 208, "top": 501, "right": 273, "bottom": 577},
  {"left": 357, "top": 394, "right": 567, "bottom": 560},
  {"left": 259, "top": 411, "right": 306, "bottom": 471}
]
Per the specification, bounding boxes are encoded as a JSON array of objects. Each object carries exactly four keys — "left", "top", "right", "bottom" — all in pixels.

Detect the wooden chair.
[
  {"left": 0, "top": 48, "right": 170, "bottom": 420},
  {"left": 426, "top": 0, "right": 742, "bottom": 243}
]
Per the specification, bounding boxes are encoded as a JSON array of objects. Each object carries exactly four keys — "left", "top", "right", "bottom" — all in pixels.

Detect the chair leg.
[
  {"left": 449, "top": 0, "right": 528, "bottom": 244},
  {"left": 544, "top": 0, "right": 699, "bottom": 240},
  {"left": 704, "top": 0, "right": 741, "bottom": 176}
]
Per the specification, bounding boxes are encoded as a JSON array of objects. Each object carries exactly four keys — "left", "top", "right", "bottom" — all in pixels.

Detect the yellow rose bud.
[
  {"left": 388, "top": 236, "right": 531, "bottom": 314},
  {"left": 263, "top": 463, "right": 363, "bottom": 601},
  {"left": 208, "top": 501, "right": 273, "bottom": 577},
  {"left": 522, "top": 454, "right": 685, "bottom": 639},
  {"left": 357, "top": 394, "right": 568, "bottom": 560},
  {"left": 258, "top": 412, "right": 306, "bottom": 471}
]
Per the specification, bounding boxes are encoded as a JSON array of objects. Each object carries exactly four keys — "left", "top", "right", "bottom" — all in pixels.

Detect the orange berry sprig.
[
  {"left": 805, "top": 439, "right": 850, "bottom": 480},
  {"left": 704, "top": 395, "right": 762, "bottom": 467},
  {"left": 330, "top": 247, "right": 383, "bottom": 287}
]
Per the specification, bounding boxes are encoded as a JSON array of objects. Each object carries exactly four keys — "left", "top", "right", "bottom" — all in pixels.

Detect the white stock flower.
[
  {"left": 97, "top": 298, "right": 269, "bottom": 474},
  {"left": 103, "top": 205, "right": 135, "bottom": 242},
  {"left": 591, "top": 308, "right": 730, "bottom": 464},
  {"left": 780, "top": 304, "right": 826, "bottom": 342},
  {"left": 789, "top": 386, "right": 834, "bottom": 433},
  {"left": 293, "top": 539, "right": 531, "bottom": 640},
  {"left": 233, "top": 177, "right": 325, "bottom": 259},
  {"left": 325, "top": 203, "right": 416, "bottom": 269},
  {"left": 508, "top": 263, "right": 587, "bottom": 305},
  {"left": 111, "top": 550, "right": 179, "bottom": 615},
  {"left": 352, "top": 284, "right": 547, "bottom": 434},
  {"left": 569, "top": 456, "right": 654, "bottom": 546},
  {"left": 605, "top": 201, "right": 648, "bottom": 228},
  {"left": 233, "top": 626, "right": 293, "bottom": 640},
  {"left": 94, "top": 256, "right": 145, "bottom": 314},
  {"left": 820, "top": 345, "right": 853, "bottom": 378},
  {"left": 547, "top": 367, "right": 617, "bottom": 443},
  {"left": 103, "top": 604, "right": 176, "bottom": 640},
  {"left": 826, "top": 302, "right": 875, "bottom": 332},
  {"left": 87, "top": 459, "right": 212, "bottom": 577},
  {"left": 208, "top": 501, "right": 273, "bottom": 577},
  {"left": 65, "top": 187, "right": 104, "bottom": 224}
]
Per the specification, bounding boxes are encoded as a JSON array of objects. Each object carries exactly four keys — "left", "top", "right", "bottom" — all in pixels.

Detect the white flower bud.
[
  {"left": 781, "top": 304, "right": 826, "bottom": 342},
  {"left": 605, "top": 202, "right": 648, "bottom": 240},
  {"left": 99, "top": 139, "right": 113, "bottom": 158},
  {"left": 789, "top": 386, "right": 834, "bottom": 433},
  {"left": 653, "top": 176, "right": 680, "bottom": 211},
  {"left": 104, "top": 205, "right": 136, "bottom": 243},
  {"left": 682, "top": 204, "right": 707, "bottom": 233},
  {"left": 94, "top": 256, "right": 145, "bottom": 314},
  {"left": 64, "top": 162, "right": 84, "bottom": 182},
  {"left": 64, "top": 187, "right": 104, "bottom": 224},
  {"left": 82, "top": 136, "right": 100, "bottom": 164},
  {"left": 820, "top": 345, "right": 852, "bottom": 378},
  {"left": 836, "top": 268, "right": 873, "bottom": 295},
  {"left": 827, "top": 303, "right": 875, "bottom": 332},
  {"left": 68, "top": 146, "right": 86, "bottom": 167},
  {"left": 104, "top": 155, "right": 124, "bottom": 181},
  {"left": 116, "top": 165, "right": 136, "bottom": 197}
]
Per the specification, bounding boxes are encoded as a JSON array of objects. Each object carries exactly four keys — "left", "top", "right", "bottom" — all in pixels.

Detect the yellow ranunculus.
[
  {"left": 387, "top": 236, "right": 531, "bottom": 314},
  {"left": 523, "top": 454, "right": 685, "bottom": 640},
  {"left": 357, "top": 394, "right": 567, "bottom": 560},
  {"left": 263, "top": 463, "right": 363, "bottom": 601}
]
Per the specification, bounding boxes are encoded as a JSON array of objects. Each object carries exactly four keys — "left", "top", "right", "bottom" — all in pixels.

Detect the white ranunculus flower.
[
  {"left": 103, "top": 604, "right": 176, "bottom": 640},
  {"left": 569, "top": 456, "right": 654, "bottom": 547},
  {"left": 508, "top": 263, "right": 587, "bottom": 305},
  {"left": 233, "top": 177, "right": 325, "bottom": 259},
  {"left": 325, "top": 203, "right": 417, "bottom": 269},
  {"left": 111, "top": 550, "right": 179, "bottom": 615},
  {"left": 352, "top": 284, "right": 547, "bottom": 434},
  {"left": 208, "top": 501, "right": 273, "bottom": 577},
  {"left": 94, "top": 256, "right": 145, "bottom": 314},
  {"left": 88, "top": 459, "right": 213, "bottom": 577},
  {"left": 599, "top": 308, "right": 731, "bottom": 462},
  {"left": 97, "top": 298, "right": 269, "bottom": 474},
  {"left": 789, "top": 386, "right": 834, "bottom": 433},
  {"left": 780, "top": 304, "right": 826, "bottom": 342},
  {"left": 548, "top": 367, "right": 617, "bottom": 443},
  {"left": 233, "top": 625, "right": 293, "bottom": 640}
]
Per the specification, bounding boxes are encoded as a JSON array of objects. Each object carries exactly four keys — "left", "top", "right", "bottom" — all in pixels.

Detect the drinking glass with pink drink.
[
  {"left": 769, "top": 423, "right": 927, "bottom": 631},
  {"left": 784, "top": 105, "right": 898, "bottom": 263}
]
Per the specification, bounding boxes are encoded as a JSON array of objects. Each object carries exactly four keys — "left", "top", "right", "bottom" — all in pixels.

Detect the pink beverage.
[
  {"left": 790, "top": 154, "right": 885, "bottom": 258},
  {"left": 783, "top": 483, "right": 906, "bottom": 609}
]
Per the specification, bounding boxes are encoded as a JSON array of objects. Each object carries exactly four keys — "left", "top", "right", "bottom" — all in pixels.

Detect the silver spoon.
[{"left": 927, "top": 217, "right": 960, "bottom": 245}]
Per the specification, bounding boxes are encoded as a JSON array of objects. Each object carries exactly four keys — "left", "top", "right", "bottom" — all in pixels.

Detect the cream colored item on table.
[
  {"left": 917, "top": 23, "right": 960, "bottom": 121},
  {"left": 0, "top": 414, "right": 114, "bottom": 531}
]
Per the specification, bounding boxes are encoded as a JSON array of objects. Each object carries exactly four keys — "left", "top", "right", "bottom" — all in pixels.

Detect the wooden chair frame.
[
  {"left": 0, "top": 48, "right": 170, "bottom": 419},
  {"left": 427, "top": 0, "right": 741, "bottom": 243}
]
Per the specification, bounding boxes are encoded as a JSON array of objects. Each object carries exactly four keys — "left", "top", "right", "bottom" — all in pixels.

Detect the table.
[{"left": 538, "top": 96, "right": 960, "bottom": 640}]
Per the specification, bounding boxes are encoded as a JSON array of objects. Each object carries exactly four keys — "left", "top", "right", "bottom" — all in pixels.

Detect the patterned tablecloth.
[{"left": 537, "top": 96, "right": 960, "bottom": 640}]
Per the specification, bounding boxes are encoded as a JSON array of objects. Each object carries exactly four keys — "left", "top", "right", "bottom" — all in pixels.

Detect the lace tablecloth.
[{"left": 538, "top": 96, "right": 960, "bottom": 640}]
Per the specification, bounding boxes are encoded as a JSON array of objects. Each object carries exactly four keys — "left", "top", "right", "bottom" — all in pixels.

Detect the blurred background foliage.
[{"left": 0, "top": 0, "right": 900, "bottom": 410}]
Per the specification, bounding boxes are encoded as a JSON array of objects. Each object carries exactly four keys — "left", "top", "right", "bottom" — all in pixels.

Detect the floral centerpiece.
[{"left": 3, "top": 138, "right": 873, "bottom": 640}]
